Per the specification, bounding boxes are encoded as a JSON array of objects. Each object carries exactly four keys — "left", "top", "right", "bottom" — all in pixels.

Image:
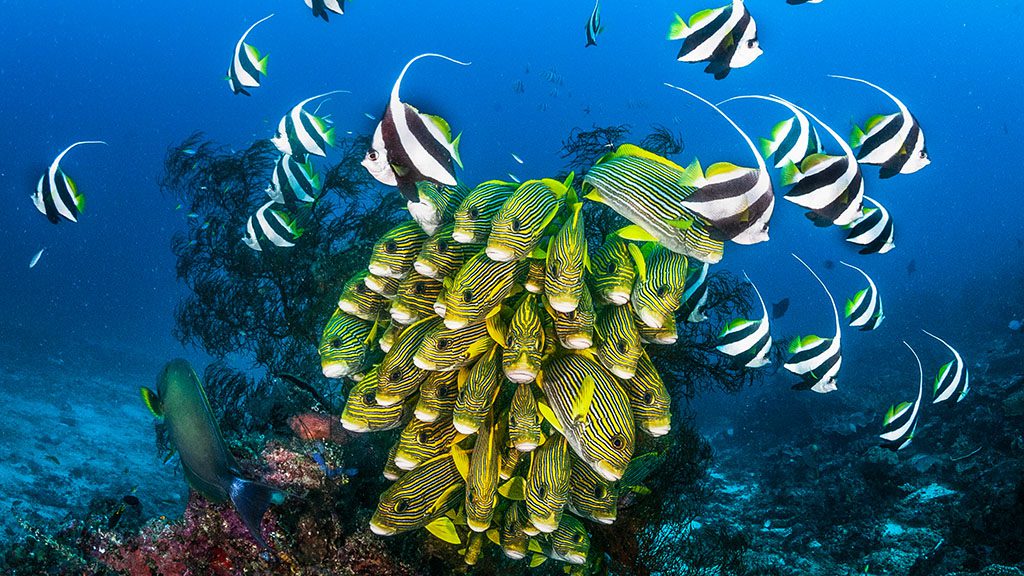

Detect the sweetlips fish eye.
[
  {"left": 511, "top": 218, "right": 523, "bottom": 232},
  {"left": 330, "top": 338, "right": 342, "bottom": 349},
  {"left": 593, "top": 485, "right": 605, "bottom": 499},
  {"left": 657, "top": 285, "right": 668, "bottom": 298},
  {"left": 418, "top": 430, "right": 429, "bottom": 443},
  {"left": 390, "top": 368, "right": 402, "bottom": 381},
  {"left": 362, "top": 392, "right": 375, "bottom": 405},
  {"left": 437, "top": 385, "right": 449, "bottom": 397},
  {"left": 395, "top": 499, "right": 409, "bottom": 513},
  {"left": 615, "top": 340, "right": 627, "bottom": 354},
  {"left": 463, "top": 289, "right": 474, "bottom": 303},
  {"left": 610, "top": 435, "right": 625, "bottom": 450},
  {"left": 437, "top": 240, "right": 449, "bottom": 253},
  {"left": 537, "top": 484, "right": 547, "bottom": 499},
  {"left": 385, "top": 240, "right": 398, "bottom": 253},
  {"left": 574, "top": 532, "right": 585, "bottom": 543},
  {"left": 414, "top": 282, "right": 426, "bottom": 295},
  {"left": 549, "top": 263, "right": 559, "bottom": 277},
  {"left": 643, "top": 392, "right": 654, "bottom": 405},
  {"left": 437, "top": 338, "right": 450, "bottom": 351},
  {"left": 603, "top": 260, "right": 614, "bottom": 274},
  {"left": 467, "top": 208, "right": 480, "bottom": 221}
]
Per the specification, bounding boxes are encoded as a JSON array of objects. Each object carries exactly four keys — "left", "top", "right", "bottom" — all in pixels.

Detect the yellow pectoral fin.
[{"left": 425, "top": 517, "right": 462, "bottom": 545}]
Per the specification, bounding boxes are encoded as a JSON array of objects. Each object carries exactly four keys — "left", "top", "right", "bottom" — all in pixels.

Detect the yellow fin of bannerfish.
[
  {"left": 528, "top": 538, "right": 544, "bottom": 553},
  {"left": 486, "top": 528, "right": 501, "bottom": 545},
  {"left": 486, "top": 312, "right": 508, "bottom": 347},
  {"left": 571, "top": 376, "right": 596, "bottom": 422},
  {"left": 627, "top": 243, "right": 647, "bottom": 282},
  {"left": 615, "top": 224, "right": 658, "bottom": 243},
  {"left": 451, "top": 446, "right": 470, "bottom": 481},
  {"left": 498, "top": 476, "right": 526, "bottom": 500},
  {"left": 537, "top": 401, "right": 564, "bottom": 434},
  {"left": 425, "top": 517, "right": 462, "bottom": 545}
]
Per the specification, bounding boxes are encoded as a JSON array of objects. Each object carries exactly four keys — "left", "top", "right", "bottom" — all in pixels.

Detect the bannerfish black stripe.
[
  {"left": 271, "top": 91, "right": 347, "bottom": 160},
  {"left": 305, "top": 0, "right": 344, "bottom": 22},
  {"left": 783, "top": 254, "right": 842, "bottom": 393},
  {"left": 268, "top": 154, "right": 320, "bottom": 206},
  {"left": 841, "top": 261, "right": 884, "bottom": 331},
  {"left": 879, "top": 342, "right": 923, "bottom": 451},
  {"left": 32, "top": 140, "right": 107, "bottom": 224},
  {"left": 242, "top": 201, "right": 303, "bottom": 251},
  {"left": 679, "top": 261, "right": 710, "bottom": 322},
  {"left": 922, "top": 329, "right": 969, "bottom": 404},
  {"left": 716, "top": 272, "right": 771, "bottom": 368},
  {"left": 844, "top": 196, "right": 894, "bottom": 254}
]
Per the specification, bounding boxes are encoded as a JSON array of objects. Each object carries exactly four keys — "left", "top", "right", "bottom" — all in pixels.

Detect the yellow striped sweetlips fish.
[
  {"left": 508, "top": 381, "right": 542, "bottom": 452},
  {"left": 414, "top": 369, "right": 459, "bottom": 422},
  {"left": 391, "top": 271, "right": 442, "bottom": 326},
  {"left": 568, "top": 455, "right": 617, "bottom": 525},
  {"left": 341, "top": 366, "right": 410, "bottom": 433},
  {"left": 621, "top": 349, "right": 672, "bottom": 437},
  {"left": 337, "top": 270, "right": 390, "bottom": 322},
  {"left": 503, "top": 294, "right": 544, "bottom": 384},
  {"left": 486, "top": 176, "right": 570, "bottom": 262},
  {"left": 375, "top": 317, "right": 441, "bottom": 406},
  {"left": 497, "top": 500, "right": 531, "bottom": 559},
  {"left": 538, "top": 513, "right": 590, "bottom": 565},
  {"left": 408, "top": 181, "right": 470, "bottom": 236},
  {"left": 394, "top": 413, "right": 459, "bottom": 471},
  {"left": 524, "top": 432, "right": 571, "bottom": 533},
  {"left": 368, "top": 220, "right": 429, "bottom": 279},
  {"left": 595, "top": 302, "right": 642, "bottom": 379},
  {"left": 415, "top": 318, "right": 493, "bottom": 372},
  {"left": 537, "top": 353, "right": 635, "bottom": 481},
  {"left": 544, "top": 285, "right": 595, "bottom": 350},
  {"left": 443, "top": 248, "right": 520, "bottom": 330},
  {"left": 141, "top": 359, "right": 286, "bottom": 549},
  {"left": 319, "top": 307, "right": 378, "bottom": 378},
  {"left": 383, "top": 439, "right": 405, "bottom": 482},
  {"left": 638, "top": 314, "right": 677, "bottom": 345},
  {"left": 631, "top": 243, "right": 689, "bottom": 330},
  {"left": 369, "top": 452, "right": 465, "bottom": 538},
  {"left": 583, "top": 143, "right": 724, "bottom": 263},
  {"left": 589, "top": 234, "right": 638, "bottom": 306},
  {"left": 378, "top": 321, "right": 404, "bottom": 353},
  {"left": 452, "top": 345, "right": 502, "bottom": 434},
  {"left": 544, "top": 197, "right": 588, "bottom": 313},
  {"left": 455, "top": 412, "right": 501, "bottom": 532},
  {"left": 364, "top": 272, "right": 401, "bottom": 298},
  {"left": 414, "top": 222, "right": 479, "bottom": 280},
  {"left": 524, "top": 258, "right": 546, "bottom": 294},
  {"left": 498, "top": 412, "right": 524, "bottom": 480},
  {"left": 452, "top": 180, "right": 517, "bottom": 244}
]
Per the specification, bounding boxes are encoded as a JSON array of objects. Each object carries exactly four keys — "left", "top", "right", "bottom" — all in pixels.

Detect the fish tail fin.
[
  {"left": 451, "top": 132, "right": 464, "bottom": 168},
  {"left": 229, "top": 477, "right": 287, "bottom": 549},
  {"left": 758, "top": 137, "right": 774, "bottom": 159},
  {"left": 849, "top": 124, "right": 866, "bottom": 148},
  {"left": 779, "top": 161, "right": 801, "bottom": 186},
  {"left": 668, "top": 13, "right": 690, "bottom": 40},
  {"left": 258, "top": 54, "right": 269, "bottom": 75},
  {"left": 324, "top": 126, "right": 336, "bottom": 147}
]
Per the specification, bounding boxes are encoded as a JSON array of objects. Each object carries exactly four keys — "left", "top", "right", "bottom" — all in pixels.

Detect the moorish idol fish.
[
  {"left": 226, "top": 14, "right": 273, "bottom": 96},
  {"left": 880, "top": 342, "right": 924, "bottom": 451},
  {"left": 585, "top": 0, "right": 603, "bottom": 47},
  {"left": 840, "top": 261, "right": 884, "bottom": 330},
  {"left": 271, "top": 90, "right": 348, "bottom": 160},
  {"left": 784, "top": 254, "right": 842, "bottom": 393},
  {"left": 720, "top": 94, "right": 821, "bottom": 169},
  {"left": 831, "top": 74, "right": 930, "bottom": 178},
  {"left": 716, "top": 272, "right": 771, "bottom": 368},
  {"left": 267, "top": 154, "right": 320, "bottom": 207},
  {"left": 242, "top": 201, "right": 304, "bottom": 251},
  {"left": 922, "top": 329, "right": 969, "bottom": 404},
  {"left": 32, "top": 141, "right": 107, "bottom": 224},
  {"left": 141, "top": 360, "right": 286, "bottom": 547},
  {"left": 665, "top": 84, "right": 774, "bottom": 245},
  {"left": 305, "top": 0, "right": 344, "bottom": 22},
  {"left": 668, "top": 0, "right": 761, "bottom": 78},
  {"left": 362, "top": 53, "right": 470, "bottom": 203},
  {"left": 843, "top": 195, "right": 895, "bottom": 254}
]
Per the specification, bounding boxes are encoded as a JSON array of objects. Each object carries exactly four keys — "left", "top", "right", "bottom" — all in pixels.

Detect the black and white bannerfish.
[
  {"left": 226, "top": 14, "right": 273, "bottom": 96},
  {"left": 267, "top": 154, "right": 320, "bottom": 206},
  {"left": 784, "top": 254, "right": 842, "bottom": 393},
  {"left": 585, "top": 0, "right": 603, "bottom": 47},
  {"left": 730, "top": 94, "right": 864, "bottom": 227},
  {"left": 305, "top": 0, "right": 344, "bottom": 22},
  {"left": 242, "top": 201, "right": 304, "bottom": 251},
  {"left": 362, "top": 53, "right": 470, "bottom": 203},
  {"left": 679, "top": 261, "right": 710, "bottom": 322},
  {"left": 844, "top": 195, "right": 894, "bottom": 254},
  {"left": 840, "top": 261, "right": 884, "bottom": 331},
  {"left": 665, "top": 84, "right": 774, "bottom": 246},
  {"left": 880, "top": 342, "right": 924, "bottom": 451},
  {"left": 787, "top": 0, "right": 822, "bottom": 4},
  {"left": 831, "top": 75, "right": 930, "bottom": 178},
  {"left": 271, "top": 90, "right": 348, "bottom": 161},
  {"left": 921, "top": 329, "right": 969, "bottom": 404},
  {"left": 716, "top": 272, "right": 771, "bottom": 368},
  {"left": 720, "top": 94, "right": 821, "bottom": 168},
  {"left": 33, "top": 140, "right": 107, "bottom": 224},
  {"left": 668, "top": 0, "right": 761, "bottom": 79}
]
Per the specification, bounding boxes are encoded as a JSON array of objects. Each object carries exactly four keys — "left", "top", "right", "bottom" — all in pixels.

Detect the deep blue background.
[{"left": 0, "top": 0, "right": 1020, "bottom": 391}]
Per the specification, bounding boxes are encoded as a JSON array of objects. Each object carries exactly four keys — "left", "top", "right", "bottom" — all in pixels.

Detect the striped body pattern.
[
  {"left": 243, "top": 200, "right": 304, "bottom": 251},
  {"left": 369, "top": 220, "right": 430, "bottom": 279},
  {"left": 370, "top": 453, "right": 464, "bottom": 536},
  {"left": 508, "top": 381, "right": 542, "bottom": 451},
  {"left": 503, "top": 294, "right": 545, "bottom": 383},
  {"left": 923, "top": 330, "right": 969, "bottom": 404},
  {"left": 375, "top": 317, "right": 439, "bottom": 406},
  {"left": 319, "top": 307, "right": 376, "bottom": 378},
  {"left": 585, "top": 0, "right": 603, "bottom": 47},
  {"left": 487, "top": 179, "right": 564, "bottom": 263},
  {"left": 546, "top": 285, "right": 595, "bottom": 350},
  {"left": 545, "top": 202, "right": 588, "bottom": 313},
  {"left": 271, "top": 91, "right": 344, "bottom": 160},
  {"left": 395, "top": 414, "right": 459, "bottom": 471},
  {"left": 452, "top": 180, "right": 517, "bottom": 244},
  {"left": 414, "top": 223, "right": 480, "bottom": 280},
  {"left": 879, "top": 343, "right": 924, "bottom": 451},
  {"left": 226, "top": 14, "right": 272, "bottom": 95},
  {"left": 716, "top": 272, "right": 772, "bottom": 368},
  {"left": 679, "top": 261, "right": 710, "bottom": 322},
  {"left": 305, "top": 0, "right": 344, "bottom": 21},
  {"left": 631, "top": 244, "right": 689, "bottom": 330},
  {"left": 268, "top": 154, "right": 319, "bottom": 206},
  {"left": 845, "top": 196, "right": 895, "bottom": 254},
  {"left": 524, "top": 433, "right": 572, "bottom": 533},
  {"left": 461, "top": 414, "right": 501, "bottom": 532},
  {"left": 784, "top": 255, "right": 842, "bottom": 393},
  {"left": 341, "top": 367, "right": 408, "bottom": 433},
  {"left": 568, "top": 454, "right": 618, "bottom": 524},
  {"left": 443, "top": 249, "right": 521, "bottom": 330},
  {"left": 391, "top": 271, "right": 443, "bottom": 326},
  {"left": 414, "top": 370, "right": 459, "bottom": 422},
  {"left": 596, "top": 303, "right": 643, "bottom": 379},
  {"left": 33, "top": 141, "right": 106, "bottom": 224},
  {"left": 408, "top": 181, "right": 469, "bottom": 236},
  {"left": 338, "top": 270, "right": 390, "bottom": 322},
  {"left": 589, "top": 235, "right": 637, "bottom": 305},
  {"left": 668, "top": 0, "right": 763, "bottom": 79},
  {"left": 452, "top": 346, "right": 502, "bottom": 435},
  {"left": 621, "top": 350, "right": 672, "bottom": 437},
  {"left": 841, "top": 262, "right": 884, "bottom": 331},
  {"left": 415, "top": 318, "right": 493, "bottom": 373}
]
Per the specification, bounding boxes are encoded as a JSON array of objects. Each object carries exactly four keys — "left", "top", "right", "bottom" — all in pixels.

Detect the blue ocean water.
[{"left": 1, "top": 0, "right": 1022, "bottom": 574}]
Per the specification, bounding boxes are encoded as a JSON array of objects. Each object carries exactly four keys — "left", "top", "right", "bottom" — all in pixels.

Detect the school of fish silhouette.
[{"left": 32, "top": 1, "right": 971, "bottom": 568}]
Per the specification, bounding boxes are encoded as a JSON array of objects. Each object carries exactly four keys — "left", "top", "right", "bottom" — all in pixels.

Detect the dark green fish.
[
  {"left": 415, "top": 316, "right": 494, "bottom": 373},
  {"left": 545, "top": 200, "right": 588, "bottom": 312},
  {"left": 452, "top": 180, "right": 517, "bottom": 244},
  {"left": 341, "top": 366, "right": 409, "bottom": 432},
  {"left": 369, "top": 220, "right": 429, "bottom": 279},
  {"left": 414, "top": 370, "right": 459, "bottom": 422},
  {"left": 394, "top": 413, "right": 459, "bottom": 471},
  {"left": 595, "top": 302, "right": 642, "bottom": 379},
  {"left": 319, "top": 307, "right": 378, "bottom": 378},
  {"left": 141, "top": 360, "right": 285, "bottom": 548},
  {"left": 568, "top": 455, "right": 617, "bottom": 524},
  {"left": 337, "top": 270, "right": 390, "bottom": 322},
  {"left": 414, "top": 223, "right": 479, "bottom": 280},
  {"left": 375, "top": 317, "right": 441, "bottom": 406},
  {"left": 631, "top": 243, "right": 689, "bottom": 330},
  {"left": 621, "top": 349, "right": 671, "bottom": 437},
  {"left": 544, "top": 285, "right": 595, "bottom": 350},
  {"left": 503, "top": 294, "right": 544, "bottom": 383},
  {"left": 452, "top": 345, "right": 502, "bottom": 434},
  {"left": 589, "top": 234, "right": 638, "bottom": 305},
  {"left": 390, "top": 271, "right": 442, "bottom": 325},
  {"left": 486, "top": 178, "right": 567, "bottom": 262},
  {"left": 443, "top": 248, "right": 520, "bottom": 330},
  {"left": 524, "top": 432, "right": 571, "bottom": 533},
  {"left": 369, "top": 453, "right": 465, "bottom": 537}
]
